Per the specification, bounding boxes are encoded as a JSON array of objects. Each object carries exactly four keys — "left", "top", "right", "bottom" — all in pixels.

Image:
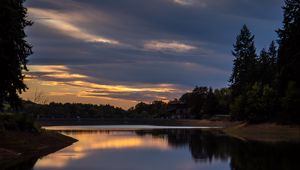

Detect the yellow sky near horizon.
[{"left": 21, "top": 65, "right": 184, "bottom": 109}]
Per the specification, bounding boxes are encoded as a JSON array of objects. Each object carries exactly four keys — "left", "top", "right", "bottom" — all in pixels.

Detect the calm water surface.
[{"left": 8, "top": 125, "right": 300, "bottom": 170}]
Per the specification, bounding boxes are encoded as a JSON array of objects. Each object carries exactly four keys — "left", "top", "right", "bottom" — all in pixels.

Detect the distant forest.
[{"left": 1, "top": 0, "right": 300, "bottom": 124}]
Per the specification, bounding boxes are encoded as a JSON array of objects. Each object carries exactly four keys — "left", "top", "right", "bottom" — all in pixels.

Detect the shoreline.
[
  {"left": 223, "top": 123, "right": 300, "bottom": 143},
  {"left": 0, "top": 120, "right": 299, "bottom": 169},
  {"left": 38, "top": 119, "right": 238, "bottom": 128},
  {"left": 0, "top": 131, "right": 77, "bottom": 169},
  {"left": 39, "top": 119, "right": 300, "bottom": 143}
]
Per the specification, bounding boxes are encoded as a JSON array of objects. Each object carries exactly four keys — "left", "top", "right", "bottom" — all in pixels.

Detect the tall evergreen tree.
[
  {"left": 268, "top": 41, "right": 278, "bottom": 67},
  {"left": 276, "top": 0, "right": 300, "bottom": 123},
  {"left": 277, "top": 0, "right": 300, "bottom": 95},
  {"left": 258, "top": 42, "right": 277, "bottom": 86},
  {"left": 229, "top": 25, "right": 257, "bottom": 97},
  {"left": 201, "top": 88, "right": 218, "bottom": 116},
  {"left": 0, "top": 0, "right": 32, "bottom": 110},
  {"left": 268, "top": 41, "right": 278, "bottom": 87},
  {"left": 258, "top": 49, "right": 271, "bottom": 85}
]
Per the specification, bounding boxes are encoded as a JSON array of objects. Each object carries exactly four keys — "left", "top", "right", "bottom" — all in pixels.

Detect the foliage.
[
  {"left": 180, "top": 86, "right": 210, "bottom": 118},
  {"left": 0, "top": 0, "right": 32, "bottom": 110},
  {"left": 276, "top": 0, "right": 300, "bottom": 123},
  {"left": 277, "top": 0, "right": 300, "bottom": 95},
  {"left": 178, "top": 87, "right": 230, "bottom": 118},
  {"left": 227, "top": 0, "right": 300, "bottom": 123},
  {"left": 22, "top": 101, "right": 127, "bottom": 119},
  {"left": 244, "top": 83, "right": 278, "bottom": 123},
  {"left": 128, "top": 101, "right": 169, "bottom": 118},
  {"left": 0, "top": 113, "right": 40, "bottom": 132},
  {"left": 281, "top": 81, "right": 300, "bottom": 122},
  {"left": 229, "top": 25, "right": 257, "bottom": 98}
]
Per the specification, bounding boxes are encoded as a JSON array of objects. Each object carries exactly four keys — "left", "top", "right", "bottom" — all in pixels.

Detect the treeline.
[
  {"left": 228, "top": 26, "right": 279, "bottom": 122},
  {"left": 19, "top": 87, "right": 230, "bottom": 119},
  {"left": 128, "top": 87, "right": 230, "bottom": 119},
  {"left": 21, "top": 101, "right": 127, "bottom": 119},
  {"left": 228, "top": 0, "right": 300, "bottom": 123},
  {"left": 179, "top": 87, "right": 230, "bottom": 118}
]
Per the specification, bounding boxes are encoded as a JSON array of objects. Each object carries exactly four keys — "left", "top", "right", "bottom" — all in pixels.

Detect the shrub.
[{"left": 0, "top": 113, "right": 41, "bottom": 132}]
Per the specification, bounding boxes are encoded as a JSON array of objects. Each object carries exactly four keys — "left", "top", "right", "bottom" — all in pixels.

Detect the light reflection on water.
[
  {"left": 33, "top": 126, "right": 230, "bottom": 170},
  {"left": 35, "top": 131, "right": 171, "bottom": 169},
  {"left": 24, "top": 125, "right": 300, "bottom": 170}
]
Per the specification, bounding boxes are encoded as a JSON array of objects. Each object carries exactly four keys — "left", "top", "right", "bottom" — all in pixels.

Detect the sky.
[{"left": 21, "top": 0, "right": 284, "bottom": 109}]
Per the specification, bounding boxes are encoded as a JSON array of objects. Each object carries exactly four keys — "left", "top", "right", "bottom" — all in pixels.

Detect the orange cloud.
[{"left": 22, "top": 65, "right": 185, "bottom": 108}]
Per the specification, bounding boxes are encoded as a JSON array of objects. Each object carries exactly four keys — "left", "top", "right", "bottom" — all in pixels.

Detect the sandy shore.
[
  {"left": 224, "top": 123, "right": 300, "bottom": 142},
  {"left": 0, "top": 131, "right": 77, "bottom": 169}
]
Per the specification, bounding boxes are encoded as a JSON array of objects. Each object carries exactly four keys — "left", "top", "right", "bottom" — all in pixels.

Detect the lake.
[{"left": 12, "top": 125, "right": 300, "bottom": 170}]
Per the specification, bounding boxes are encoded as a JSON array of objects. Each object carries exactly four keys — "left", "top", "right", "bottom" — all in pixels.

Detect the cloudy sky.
[{"left": 22, "top": 0, "right": 284, "bottom": 109}]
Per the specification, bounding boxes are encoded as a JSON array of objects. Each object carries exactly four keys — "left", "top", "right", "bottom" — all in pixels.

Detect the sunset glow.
[{"left": 22, "top": 0, "right": 282, "bottom": 108}]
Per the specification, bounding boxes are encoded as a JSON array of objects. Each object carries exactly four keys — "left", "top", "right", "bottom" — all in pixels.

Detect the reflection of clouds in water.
[
  {"left": 35, "top": 152, "right": 86, "bottom": 168},
  {"left": 35, "top": 131, "right": 169, "bottom": 168}
]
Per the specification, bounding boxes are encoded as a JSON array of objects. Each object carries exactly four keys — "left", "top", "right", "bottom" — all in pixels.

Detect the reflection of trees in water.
[
  {"left": 5, "top": 129, "right": 299, "bottom": 170},
  {"left": 229, "top": 141, "right": 299, "bottom": 170},
  {"left": 135, "top": 129, "right": 300, "bottom": 170},
  {"left": 136, "top": 129, "right": 231, "bottom": 162}
]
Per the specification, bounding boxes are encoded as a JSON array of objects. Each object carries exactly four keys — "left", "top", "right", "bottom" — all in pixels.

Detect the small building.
[{"left": 167, "top": 102, "right": 190, "bottom": 119}]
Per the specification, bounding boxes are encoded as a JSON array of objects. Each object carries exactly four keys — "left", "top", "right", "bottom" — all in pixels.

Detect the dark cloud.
[
  {"left": 85, "top": 90, "right": 175, "bottom": 102},
  {"left": 24, "top": 0, "right": 283, "bottom": 102}
]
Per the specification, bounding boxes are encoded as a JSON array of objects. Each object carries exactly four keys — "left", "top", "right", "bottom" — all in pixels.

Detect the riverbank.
[
  {"left": 39, "top": 119, "right": 300, "bottom": 143},
  {"left": 0, "top": 131, "right": 77, "bottom": 169},
  {"left": 38, "top": 119, "right": 238, "bottom": 127},
  {"left": 224, "top": 123, "right": 300, "bottom": 142}
]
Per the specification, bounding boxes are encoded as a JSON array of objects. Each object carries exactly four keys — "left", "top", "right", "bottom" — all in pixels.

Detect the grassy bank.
[
  {"left": 0, "top": 113, "right": 77, "bottom": 169},
  {"left": 0, "top": 113, "right": 40, "bottom": 133},
  {"left": 224, "top": 123, "right": 300, "bottom": 142},
  {"left": 0, "top": 130, "right": 77, "bottom": 169}
]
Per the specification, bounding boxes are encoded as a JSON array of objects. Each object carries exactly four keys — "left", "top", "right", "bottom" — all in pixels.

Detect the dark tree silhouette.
[
  {"left": 257, "top": 42, "right": 277, "bottom": 86},
  {"left": 229, "top": 25, "right": 258, "bottom": 121},
  {"left": 0, "top": 0, "right": 32, "bottom": 110},
  {"left": 268, "top": 41, "right": 278, "bottom": 68},
  {"left": 277, "top": 0, "right": 300, "bottom": 122},
  {"left": 229, "top": 25, "right": 257, "bottom": 98},
  {"left": 277, "top": 0, "right": 300, "bottom": 92}
]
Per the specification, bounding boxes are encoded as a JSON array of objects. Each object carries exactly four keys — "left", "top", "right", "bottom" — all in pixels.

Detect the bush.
[
  {"left": 230, "top": 95, "right": 246, "bottom": 121},
  {"left": 281, "top": 81, "right": 300, "bottom": 123},
  {"left": 230, "top": 83, "right": 278, "bottom": 123},
  {"left": 0, "top": 113, "right": 41, "bottom": 132}
]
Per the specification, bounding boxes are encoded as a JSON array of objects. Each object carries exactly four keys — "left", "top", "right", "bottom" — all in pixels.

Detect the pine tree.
[
  {"left": 277, "top": 0, "right": 300, "bottom": 95},
  {"left": 268, "top": 41, "right": 278, "bottom": 87},
  {"left": 276, "top": 0, "right": 300, "bottom": 123},
  {"left": 229, "top": 25, "right": 257, "bottom": 97},
  {"left": 257, "top": 42, "right": 277, "bottom": 86},
  {"left": 0, "top": 0, "right": 32, "bottom": 110},
  {"left": 268, "top": 41, "right": 278, "bottom": 66},
  {"left": 258, "top": 49, "right": 270, "bottom": 85}
]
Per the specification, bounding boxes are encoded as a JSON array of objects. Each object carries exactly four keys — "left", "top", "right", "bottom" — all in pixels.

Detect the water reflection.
[
  {"left": 3, "top": 127, "right": 300, "bottom": 170},
  {"left": 35, "top": 131, "right": 170, "bottom": 169}
]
